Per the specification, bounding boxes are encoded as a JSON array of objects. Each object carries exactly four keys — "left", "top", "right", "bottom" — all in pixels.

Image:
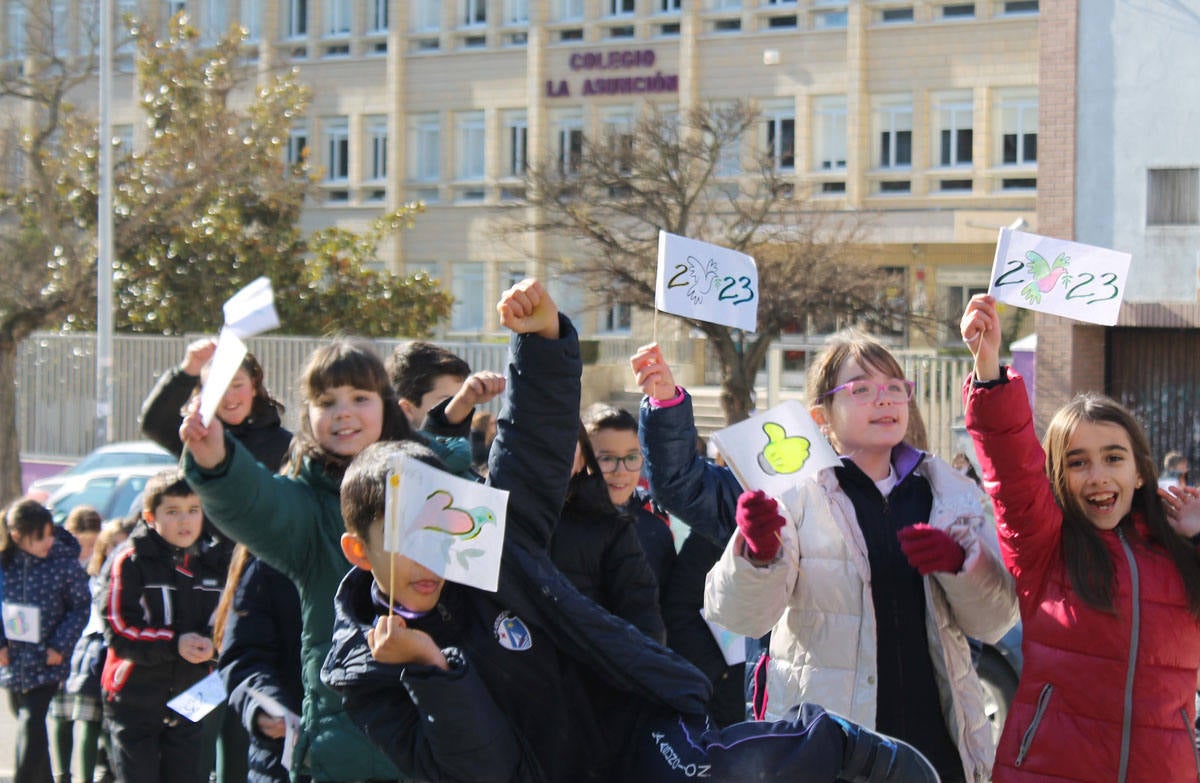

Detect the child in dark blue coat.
[
  {"left": 321, "top": 280, "right": 939, "bottom": 783},
  {"left": 0, "top": 499, "right": 90, "bottom": 783}
]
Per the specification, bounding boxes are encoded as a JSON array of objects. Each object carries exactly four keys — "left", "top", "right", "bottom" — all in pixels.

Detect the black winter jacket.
[
  {"left": 98, "top": 521, "right": 226, "bottom": 709},
  {"left": 625, "top": 488, "right": 677, "bottom": 592},
  {"left": 551, "top": 473, "right": 666, "bottom": 643},
  {"left": 218, "top": 556, "right": 304, "bottom": 783},
  {"left": 323, "top": 316, "right": 710, "bottom": 783},
  {"left": 140, "top": 366, "right": 293, "bottom": 472}
]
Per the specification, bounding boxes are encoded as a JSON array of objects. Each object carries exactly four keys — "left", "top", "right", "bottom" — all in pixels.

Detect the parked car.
[
  {"left": 27, "top": 441, "right": 175, "bottom": 503},
  {"left": 973, "top": 624, "right": 1023, "bottom": 746},
  {"left": 45, "top": 464, "right": 168, "bottom": 525}
]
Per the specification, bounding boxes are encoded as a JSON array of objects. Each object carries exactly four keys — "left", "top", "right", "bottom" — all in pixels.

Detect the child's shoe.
[{"left": 831, "top": 715, "right": 940, "bottom": 783}]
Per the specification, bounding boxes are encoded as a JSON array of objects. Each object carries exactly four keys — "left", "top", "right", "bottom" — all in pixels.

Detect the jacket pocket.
[
  {"left": 1179, "top": 707, "right": 1200, "bottom": 777},
  {"left": 1014, "top": 683, "right": 1054, "bottom": 767}
]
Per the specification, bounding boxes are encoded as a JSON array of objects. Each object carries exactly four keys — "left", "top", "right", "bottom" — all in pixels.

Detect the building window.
[
  {"left": 558, "top": 0, "right": 584, "bottom": 20},
  {"left": 935, "top": 99, "right": 973, "bottom": 167},
  {"left": 880, "top": 7, "right": 914, "bottom": 23},
  {"left": 325, "top": 0, "right": 350, "bottom": 36},
  {"left": 607, "top": 0, "right": 635, "bottom": 16},
  {"left": 712, "top": 0, "right": 741, "bottom": 8},
  {"left": 166, "top": 0, "right": 187, "bottom": 19},
  {"left": 456, "top": 112, "right": 486, "bottom": 181},
  {"left": 814, "top": 95, "right": 847, "bottom": 171},
  {"left": 284, "top": 0, "right": 307, "bottom": 38},
  {"left": 660, "top": 0, "right": 682, "bottom": 12},
  {"left": 413, "top": 0, "right": 440, "bottom": 31},
  {"left": 324, "top": 118, "right": 349, "bottom": 182},
  {"left": 603, "top": 302, "right": 632, "bottom": 333},
  {"left": 8, "top": 3, "right": 26, "bottom": 59},
  {"left": 941, "top": 3, "right": 974, "bottom": 18},
  {"left": 113, "top": 124, "right": 135, "bottom": 153},
  {"left": 408, "top": 261, "right": 440, "bottom": 281},
  {"left": 504, "top": 0, "right": 529, "bottom": 25},
  {"left": 602, "top": 109, "right": 634, "bottom": 174},
  {"left": 764, "top": 107, "right": 795, "bottom": 171},
  {"left": 1147, "top": 168, "right": 1200, "bottom": 226},
  {"left": 411, "top": 115, "right": 441, "bottom": 182},
  {"left": 556, "top": 118, "right": 584, "bottom": 176},
  {"left": 1002, "top": 0, "right": 1038, "bottom": 14},
  {"left": 240, "top": 0, "right": 261, "bottom": 41},
  {"left": 462, "top": 0, "right": 486, "bottom": 26},
  {"left": 451, "top": 263, "right": 485, "bottom": 331},
  {"left": 368, "top": 0, "right": 388, "bottom": 32},
  {"left": 999, "top": 98, "right": 1037, "bottom": 165},
  {"left": 51, "top": 0, "right": 71, "bottom": 54},
  {"left": 366, "top": 117, "right": 387, "bottom": 181},
  {"left": 812, "top": 9, "right": 848, "bottom": 28},
  {"left": 877, "top": 101, "right": 913, "bottom": 169},
  {"left": 504, "top": 111, "right": 528, "bottom": 177},
  {"left": 287, "top": 124, "right": 308, "bottom": 166}
]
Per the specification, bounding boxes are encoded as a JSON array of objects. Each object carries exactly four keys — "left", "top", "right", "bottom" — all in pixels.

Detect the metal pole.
[{"left": 95, "top": 0, "right": 114, "bottom": 447}]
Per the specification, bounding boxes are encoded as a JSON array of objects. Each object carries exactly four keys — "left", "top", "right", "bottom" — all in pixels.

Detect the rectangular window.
[
  {"left": 711, "top": 0, "right": 741, "bottom": 7},
  {"left": 51, "top": 1, "right": 70, "bottom": 54},
  {"left": 325, "top": 0, "right": 351, "bottom": 36},
  {"left": 116, "top": 0, "right": 138, "bottom": 54},
  {"left": 877, "top": 101, "right": 913, "bottom": 168},
  {"left": 457, "top": 112, "right": 486, "bottom": 180},
  {"left": 413, "top": 0, "right": 440, "bottom": 31},
  {"left": 324, "top": 118, "right": 349, "bottom": 182},
  {"left": 935, "top": 99, "right": 973, "bottom": 167},
  {"left": 412, "top": 115, "right": 441, "bottom": 182},
  {"left": 558, "top": 0, "right": 584, "bottom": 20},
  {"left": 881, "top": 7, "right": 914, "bottom": 23},
  {"left": 1003, "top": 0, "right": 1038, "bottom": 13},
  {"left": 166, "top": 0, "right": 187, "bottom": 18},
  {"left": 660, "top": 0, "right": 682, "bottom": 11},
  {"left": 285, "top": 0, "right": 307, "bottom": 37},
  {"left": 812, "top": 10, "right": 848, "bottom": 28},
  {"left": 504, "top": 0, "right": 529, "bottom": 24},
  {"left": 814, "top": 95, "right": 847, "bottom": 171},
  {"left": 765, "top": 109, "right": 795, "bottom": 171},
  {"left": 941, "top": 3, "right": 975, "bottom": 17},
  {"left": 1000, "top": 99, "right": 1037, "bottom": 165},
  {"left": 504, "top": 111, "right": 528, "bottom": 177},
  {"left": 463, "top": 0, "right": 486, "bottom": 26},
  {"left": 287, "top": 125, "right": 308, "bottom": 165},
  {"left": 240, "top": 0, "right": 262, "bottom": 41},
  {"left": 8, "top": 3, "right": 26, "bottom": 58},
  {"left": 451, "top": 263, "right": 485, "bottom": 331},
  {"left": 1147, "top": 168, "right": 1200, "bottom": 226},
  {"left": 113, "top": 124, "right": 134, "bottom": 152},
  {"left": 607, "top": 0, "right": 635, "bottom": 16},
  {"left": 369, "top": 0, "right": 388, "bottom": 32},
  {"left": 366, "top": 117, "right": 388, "bottom": 181},
  {"left": 557, "top": 119, "right": 584, "bottom": 175},
  {"left": 408, "top": 261, "right": 440, "bottom": 281}
]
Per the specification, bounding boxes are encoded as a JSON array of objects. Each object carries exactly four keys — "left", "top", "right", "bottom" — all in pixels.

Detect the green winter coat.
[{"left": 184, "top": 441, "right": 399, "bottom": 782}]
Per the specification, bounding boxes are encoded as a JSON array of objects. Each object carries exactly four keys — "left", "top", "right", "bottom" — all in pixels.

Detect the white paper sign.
[
  {"left": 2, "top": 602, "right": 41, "bottom": 644},
  {"left": 384, "top": 455, "right": 509, "bottom": 593},
  {"left": 167, "top": 669, "right": 226, "bottom": 722},
  {"left": 655, "top": 231, "right": 758, "bottom": 332},
  {"left": 702, "top": 612, "right": 747, "bottom": 667},
  {"left": 710, "top": 400, "right": 841, "bottom": 499},
  {"left": 198, "top": 328, "right": 248, "bottom": 427},
  {"left": 988, "top": 228, "right": 1131, "bottom": 326},
  {"left": 223, "top": 277, "right": 281, "bottom": 339},
  {"left": 245, "top": 687, "right": 301, "bottom": 771}
]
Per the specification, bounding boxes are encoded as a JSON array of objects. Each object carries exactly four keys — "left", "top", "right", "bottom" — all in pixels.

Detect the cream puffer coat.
[{"left": 703, "top": 455, "right": 1018, "bottom": 783}]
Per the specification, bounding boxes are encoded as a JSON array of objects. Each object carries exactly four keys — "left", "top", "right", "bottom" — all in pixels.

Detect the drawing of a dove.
[{"left": 684, "top": 255, "right": 720, "bottom": 304}]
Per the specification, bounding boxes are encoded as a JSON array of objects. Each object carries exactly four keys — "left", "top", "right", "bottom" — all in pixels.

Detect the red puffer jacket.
[{"left": 965, "top": 370, "right": 1200, "bottom": 783}]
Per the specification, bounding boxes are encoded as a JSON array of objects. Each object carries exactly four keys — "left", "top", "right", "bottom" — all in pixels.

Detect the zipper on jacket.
[
  {"left": 1180, "top": 707, "right": 1200, "bottom": 777},
  {"left": 1115, "top": 527, "right": 1139, "bottom": 783},
  {"left": 1014, "top": 682, "right": 1054, "bottom": 766}
]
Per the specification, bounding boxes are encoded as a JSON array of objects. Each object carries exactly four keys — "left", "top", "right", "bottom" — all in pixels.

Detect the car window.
[
  {"left": 50, "top": 476, "right": 120, "bottom": 524},
  {"left": 108, "top": 476, "right": 152, "bottom": 521},
  {"left": 68, "top": 451, "right": 174, "bottom": 476}
]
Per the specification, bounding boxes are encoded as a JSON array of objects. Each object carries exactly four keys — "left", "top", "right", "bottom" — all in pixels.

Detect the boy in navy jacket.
[{"left": 322, "top": 280, "right": 939, "bottom": 783}]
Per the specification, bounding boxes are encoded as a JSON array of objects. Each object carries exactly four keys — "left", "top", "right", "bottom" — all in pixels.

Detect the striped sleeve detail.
[{"left": 106, "top": 547, "right": 175, "bottom": 643}]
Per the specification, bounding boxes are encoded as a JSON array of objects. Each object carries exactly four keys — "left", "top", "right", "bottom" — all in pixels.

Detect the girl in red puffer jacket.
[{"left": 962, "top": 294, "right": 1200, "bottom": 783}]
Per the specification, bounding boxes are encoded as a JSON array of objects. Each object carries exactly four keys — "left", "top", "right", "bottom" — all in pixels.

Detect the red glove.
[
  {"left": 898, "top": 524, "right": 965, "bottom": 575},
  {"left": 736, "top": 490, "right": 785, "bottom": 563}
]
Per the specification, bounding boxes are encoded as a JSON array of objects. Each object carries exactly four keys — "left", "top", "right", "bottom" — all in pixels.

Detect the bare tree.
[{"left": 504, "top": 102, "right": 909, "bottom": 423}]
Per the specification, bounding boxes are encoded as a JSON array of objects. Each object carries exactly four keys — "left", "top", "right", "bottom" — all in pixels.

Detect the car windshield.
[{"left": 50, "top": 476, "right": 120, "bottom": 524}]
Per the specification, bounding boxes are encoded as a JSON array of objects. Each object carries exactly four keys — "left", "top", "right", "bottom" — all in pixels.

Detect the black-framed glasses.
[
  {"left": 821, "top": 378, "right": 916, "bottom": 406},
  {"left": 597, "top": 454, "right": 644, "bottom": 473}
]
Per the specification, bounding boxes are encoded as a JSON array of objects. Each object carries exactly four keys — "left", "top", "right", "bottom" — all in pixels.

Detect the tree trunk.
[{"left": 0, "top": 339, "right": 24, "bottom": 506}]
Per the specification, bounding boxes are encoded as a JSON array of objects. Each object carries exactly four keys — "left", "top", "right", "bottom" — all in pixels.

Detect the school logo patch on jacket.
[{"left": 493, "top": 611, "right": 532, "bottom": 651}]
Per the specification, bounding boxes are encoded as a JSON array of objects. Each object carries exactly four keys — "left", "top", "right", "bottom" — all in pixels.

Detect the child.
[
  {"left": 179, "top": 337, "right": 411, "bottom": 782},
  {"left": 321, "top": 280, "right": 938, "bottom": 783},
  {"left": 386, "top": 340, "right": 506, "bottom": 476},
  {"left": 581, "top": 402, "right": 677, "bottom": 592},
  {"left": 962, "top": 294, "right": 1200, "bottom": 782},
  {"left": 64, "top": 506, "right": 102, "bottom": 568},
  {"left": 140, "top": 338, "right": 292, "bottom": 473},
  {"left": 632, "top": 336, "right": 1018, "bottom": 783},
  {"left": 98, "top": 469, "right": 226, "bottom": 783},
  {"left": 0, "top": 499, "right": 90, "bottom": 783}
]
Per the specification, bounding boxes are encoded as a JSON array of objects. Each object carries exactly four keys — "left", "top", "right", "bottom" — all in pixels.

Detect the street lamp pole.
[{"left": 95, "top": 0, "right": 114, "bottom": 447}]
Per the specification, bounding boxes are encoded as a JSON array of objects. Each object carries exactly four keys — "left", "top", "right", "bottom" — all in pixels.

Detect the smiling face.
[
  {"left": 815, "top": 358, "right": 909, "bottom": 462},
  {"left": 309, "top": 385, "right": 384, "bottom": 458},
  {"left": 1062, "top": 420, "right": 1143, "bottom": 530},
  {"left": 216, "top": 368, "right": 256, "bottom": 427},
  {"left": 588, "top": 427, "right": 643, "bottom": 507},
  {"left": 146, "top": 493, "right": 204, "bottom": 549}
]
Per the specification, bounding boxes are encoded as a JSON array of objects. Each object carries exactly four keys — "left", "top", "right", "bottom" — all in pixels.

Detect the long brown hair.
[
  {"left": 1043, "top": 393, "right": 1200, "bottom": 620},
  {"left": 212, "top": 543, "right": 255, "bottom": 652}
]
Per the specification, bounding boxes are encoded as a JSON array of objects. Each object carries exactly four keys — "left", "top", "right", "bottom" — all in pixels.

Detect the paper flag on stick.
[
  {"left": 655, "top": 231, "right": 758, "bottom": 332},
  {"left": 710, "top": 400, "right": 840, "bottom": 499},
  {"left": 987, "top": 228, "right": 1131, "bottom": 326},
  {"left": 198, "top": 278, "right": 281, "bottom": 426},
  {"left": 384, "top": 454, "right": 509, "bottom": 593}
]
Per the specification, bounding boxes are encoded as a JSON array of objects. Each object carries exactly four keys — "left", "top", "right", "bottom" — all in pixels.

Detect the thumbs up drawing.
[{"left": 756, "top": 422, "right": 811, "bottom": 475}]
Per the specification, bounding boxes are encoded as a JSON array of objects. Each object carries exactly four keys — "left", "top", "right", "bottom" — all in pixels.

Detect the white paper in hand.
[
  {"left": 384, "top": 454, "right": 509, "bottom": 593},
  {"left": 245, "top": 687, "right": 301, "bottom": 771},
  {"left": 167, "top": 669, "right": 226, "bottom": 722},
  {"left": 223, "top": 276, "right": 281, "bottom": 339},
  {"left": 198, "top": 328, "right": 248, "bottom": 427},
  {"left": 655, "top": 231, "right": 758, "bottom": 332},
  {"left": 710, "top": 400, "right": 840, "bottom": 501}
]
